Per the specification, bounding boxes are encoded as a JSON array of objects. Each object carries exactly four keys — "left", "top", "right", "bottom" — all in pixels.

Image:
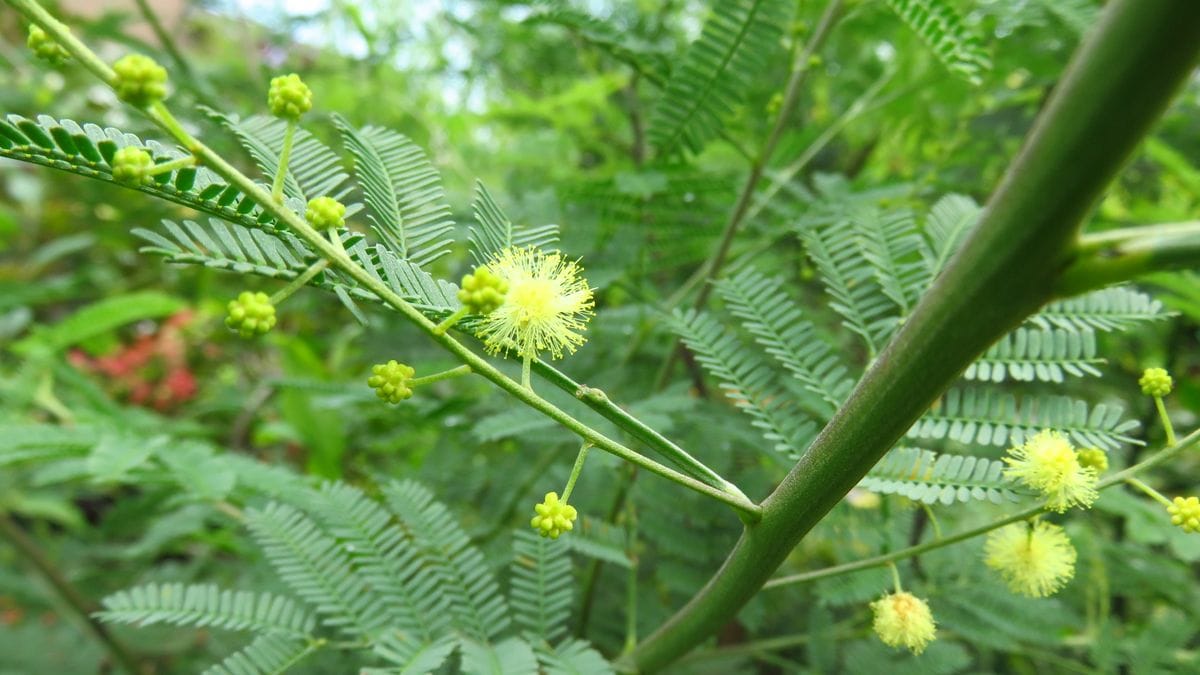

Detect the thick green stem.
[
  {"left": 623, "top": 1, "right": 1200, "bottom": 669},
  {"left": 1059, "top": 220, "right": 1200, "bottom": 294},
  {"left": 8, "top": 0, "right": 759, "bottom": 520},
  {"left": 0, "top": 513, "right": 143, "bottom": 674}
]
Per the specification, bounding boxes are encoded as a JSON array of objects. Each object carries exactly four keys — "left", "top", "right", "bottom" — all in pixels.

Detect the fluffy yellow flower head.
[
  {"left": 985, "top": 521, "right": 1076, "bottom": 597},
  {"left": 1003, "top": 430, "right": 1098, "bottom": 512},
  {"left": 870, "top": 591, "right": 937, "bottom": 655},
  {"left": 476, "top": 246, "right": 594, "bottom": 360}
]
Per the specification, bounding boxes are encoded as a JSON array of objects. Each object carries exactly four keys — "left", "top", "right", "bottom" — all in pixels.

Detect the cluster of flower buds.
[
  {"left": 224, "top": 291, "right": 276, "bottom": 338},
  {"left": 112, "top": 54, "right": 168, "bottom": 106}
]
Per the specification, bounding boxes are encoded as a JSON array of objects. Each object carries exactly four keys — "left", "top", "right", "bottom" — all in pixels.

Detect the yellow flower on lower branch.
[
  {"left": 476, "top": 246, "right": 594, "bottom": 360},
  {"left": 1003, "top": 430, "right": 1098, "bottom": 512},
  {"left": 985, "top": 521, "right": 1076, "bottom": 597},
  {"left": 871, "top": 591, "right": 937, "bottom": 655},
  {"left": 1168, "top": 496, "right": 1200, "bottom": 533},
  {"left": 531, "top": 491, "right": 577, "bottom": 539}
]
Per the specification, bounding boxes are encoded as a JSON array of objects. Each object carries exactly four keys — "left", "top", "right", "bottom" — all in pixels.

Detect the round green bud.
[
  {"left": 531, "top": 491, "right": 578, "bottom": 539},
  {"left": 1168, "top": 496, "right": 1200, "bottom": 534},
  {"left": 368, "top": 360, "right": 416, "bottom": 404},
  {"left": 112, "top": 54, "right": 168, "bottom": 106},
  {"left": 1076, "top": 447, "right": 1108, "bottom": 473},
  {"left": 27, "top": 25, "right": 70, "bottom": 65},
  {"left": 457, "top": 266, "right": 508, "bottom": 316},
  {"left": 225, "top": 291, "right": 276, "bottom": 338},
  {"left": 111, "top": 146, "right": 155, "bottom": 185},
  {"left": 305, "top": 196, "right": 346, "bottom": 230},
  {"left": 1139, "top": 367, "right": 1173, "bottom": 397},
  {"left": 268, "top": 74, "right": 313, "bottom": 120}
]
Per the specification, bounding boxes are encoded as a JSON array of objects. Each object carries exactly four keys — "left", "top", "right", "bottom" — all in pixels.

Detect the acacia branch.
[{"left": 623, "top": 0, "right": 1200, "bottom": 669}]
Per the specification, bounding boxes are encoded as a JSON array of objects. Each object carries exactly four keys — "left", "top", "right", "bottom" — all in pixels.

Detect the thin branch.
[{"left": 0, "top": 513, "right": 143, "bottom": 674}]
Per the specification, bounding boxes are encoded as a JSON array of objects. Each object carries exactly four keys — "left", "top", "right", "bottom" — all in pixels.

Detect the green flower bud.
[
  {"left": 268, "top": 74, "right": 312, "bottom": 120},
  {"left": 458, "top": 266, "right": 509, "bottom": 315},
  {"left": 368, "top": 360, "right": 415, "bottom": 404},
  {"left": 1139, "top": 367, "right": 1173, "bottom": 397},
  {"left": 1076, "top": 447, "right": 1108, "bottom": 473},
  {"left": 225, "top": 291, "right": 276, "bottom": 338},
  {"left": 112, "top": 54, "right": 168, "bottom": 106},
  {"left": 1168, "top": 496, "right": 1200, "bottom": 534},
  {"left": 111, "top": 146, "right": 155, "bottom": 185},
  {"left": 531, "top": 491, "right": 577, "bottom": 539},
  {"left": 305, "top": 196, "right": 346, "bottom": 230},
  {"left": 27, "top": 25, "right": 70, "bottom": 65}
]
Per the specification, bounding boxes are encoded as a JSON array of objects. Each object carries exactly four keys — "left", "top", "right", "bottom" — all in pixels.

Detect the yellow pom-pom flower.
[
  {"left": 1003, "top": 430, "right": 1098, "bottom": 512},
  {"left": 531, "top": 491, "right": 578, "bottom": 539},
  {"left": 1168, "top": 496, "right": 1200, "bottom": 533},
  {"left": 870, "top": 591, "right": 937, "bottom": 655},
  {"left": 984, "top": 521, "right": 1076, "bottom": 597},
  {"left": 1139, "top": 367, "right": 1173, "bottom": 397},
  {"left": 475, "top": 246, "right": 594, "bottom": 360}
]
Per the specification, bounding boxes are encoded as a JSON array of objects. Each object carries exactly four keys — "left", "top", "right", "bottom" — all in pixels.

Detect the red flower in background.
[{"left": 69, "top": 310, "right": 202, "bottom": 412}]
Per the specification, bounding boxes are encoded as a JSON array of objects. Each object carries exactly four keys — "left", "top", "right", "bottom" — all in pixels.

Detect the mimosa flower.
[
  {"left": 984, "top": 521, "right": 1076, "bottom": 597},
  {"left": 1003, "top": 430, "right": 1098, "bottom": 512},
  {"left": 476, "top": 246, "right": 593, "bottom": 360}
]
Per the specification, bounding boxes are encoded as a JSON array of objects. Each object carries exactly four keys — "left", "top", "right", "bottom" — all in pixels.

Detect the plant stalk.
[
  {"left": 623, "top": 1, "right": 1200, "bottom": 669},
  {"left": 0, "top": 513, "right": 142, "bottom": 674}
]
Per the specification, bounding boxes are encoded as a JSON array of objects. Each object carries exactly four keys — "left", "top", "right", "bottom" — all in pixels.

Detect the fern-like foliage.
[
  {"left": 202, "top": 635, "right": 316, "bottom": 675},
  {"left": 854, "top": 208, "right": 931, "bottom": 318},
  {"left": 97, "top": 478, "right": 609, "bottom": 673},
  {"left": 468, "top": 180, "right": 560, "bottom": 263},
  {"left": 883, "top": 0, "right": 992, "bottom": 85},
  {"left": 245, "top": 501, "right": 385, "bottom": 639},
  {"left": 965, "top": 327, "right": 1103, "bottom": 383},
  {"left": 0, "top": 114, "right": 276, "bottom": 232},
  {"left": 208, "top": 110, "right": 355, "bottom": 207},
  {"left": 525, "top": 5, "right": 671, "bottom": 82},
  {"left": 672, "top": 309, "right": 819, "bottom": 459},
  {"left": 305, "top": 483, "right": 451, "bottom": 642},
  {"left": 921, "top": 193, "right": 980, "bottom": 276},
  {"left": 97, "top": 584, "right": 317, "bottom": 638},
  {"left": 1028, "top": 286, "right": 1171, "bottom": 332},
  {"left": 647, "top": 0, "right": 792, "bottom": 157},
  {"left": 714, "top": 269, "right": 854, "bottom": 418},
  {"left": 860, "top": 447, "right": 1023, "bottom": 505},
  {"left": 135, "top": 219, "right": 459, "bottom": 317},
  {"left": 511, "top": 529, "right": 573, "bottom": 645},
  {"left": 381, "top": 480, "right": 510, "bottom": 641},
  {"left": 332, "top": 115, "right": 456, "bottom": 266},
  {"left": 908, "top": 387, "right": 1140, "bottom": 450},
  {"left": 803, "top": 222, "right": 898, "bottom": 355}
]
